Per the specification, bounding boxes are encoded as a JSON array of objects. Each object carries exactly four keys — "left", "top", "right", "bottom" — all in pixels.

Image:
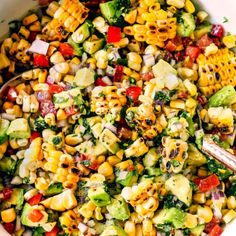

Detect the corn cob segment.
[
  {"left": 43, "top": 0, "right": 89, "bottom": 41},
  {"left": 90, "top": 86, "right": 127, "bottom": 118},
  {"left": 197, "top": 48, "right": 236, "bottom": 96}
]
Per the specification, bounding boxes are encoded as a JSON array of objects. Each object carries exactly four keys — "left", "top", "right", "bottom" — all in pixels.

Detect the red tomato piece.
[
  {"left": 209, "top": 224, "right": 224, "bottom": 236},
  {"left": 4, "top": 222, "right": 15, "bottom": 234},
  {"left": 186, "top": 46, "right": 200, "bottom": 60},
  {"left": 127, "top": 165, "right": 135, "bottom": 172},
  {"left": 45, "top": 226, "right": 60, "bottom": 236},
  {"left": 126, "top": 86, "right": 142, "bottom": 104},
  {"left": 165, "top": 40, "right": 177, "bottom": 52},
  {"left": 89, "top": 161, "right": 99, "bottom": 171},
  {"left": 34, "top": 55, "right": 50, "bottom": 68},
  {"left": 107, "top": 26, "right": 121, "bottom": 43},
  {"left": 30, "top": 131, "right": 41, "bottom": 142},
  {"left": 205, "top": 217, "right": 219, "bottom": 233},
  {"left": 59, "top": 43, "right": 74, "bottom": 56},
  {"left": 65, "top": 107, "right": 77, "bottom": 117},
  {"left": 28, "top": 209, "right": 44, "bottom": 222},
  {"left": 113, "top": 65, "right": 124, "bottom": 82},
  {"left": 141, "top": 72, "right": 154, "bottom": 81},
  {"left": 40, "top": 100, "right": 56, "bottom": 117},
  {"left": 174, "top": 51, "right": 184, "bottom": 62},
  {"left": 193, "top": 177, "right": 202, "bottom": 186},
  {"left": 182, "top": 37, "right": 192, "bottom": 46},
  {"left": 28, "top": 193, "right": 43, "bottom": 206},
  {"left": 197, "top": 34, "right": 213, "bottom": 50},
  {"left": 36, "top": 90, "right": 52, "bottom": 102},
  {"left": 95, "top": 77, "right": 108, "bottom": 86},
  {"left": 198, "top": 174, "right": 220, "bottom": 192},
  {"left": 2, "top": 188, "right": 13, "bottom": 200},
  {"left": 49, "top": 84, "right": 64, "bottom": 94},
  {"left": 7, "top": 87, "right": 18, "bottom": 102},
  {"left": 211, "top": 24, "right": 224, "bottom": 38}
]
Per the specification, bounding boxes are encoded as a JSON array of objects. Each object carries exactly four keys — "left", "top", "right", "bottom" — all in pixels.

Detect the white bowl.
[{"left": 0, "top": 0, "right": 236, "bottom": 235}]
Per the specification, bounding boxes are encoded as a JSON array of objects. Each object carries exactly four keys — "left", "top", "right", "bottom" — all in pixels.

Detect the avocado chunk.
[
  {"left": 190, "top": 224, "right": 205, "bottom": 236},
  {"left": 74, "top": 67, "right": 95, "bottom": 88},
  {"left": 194, "top": 24, "right": 212, "bottom": 38},
  {"left": 153, "top": 208, "right": 186, "bottom": 229},
  {"left": 101, "top": 225, "right": 128, "bottom": 236},
  {"left": 21, "top": 203, "right": 48, "bottom": 227},
  {"left": 76, "top": 140, "right": 107, "bottom": 156},
  {"left": 143, "top": 148, "right": 161, "bottom": 167},
  {"left": 83, "top": 35, "right": 105, "bottom": 55},
  {"left": 116, "top": 169, "right": 138, "bottom": 187},
  {"left": 0, "top": 156, "right": 17, "bottom": 175},
  {"left": 68, "top": 36, "right": 83, "bottom": 56},
  {"left": 44, "top": 183, "right": 63, "bottom": 196},
  {"left": 71, "top": 21, "right": 91, "bottom": 44},
  {"left": 177, "top": 13, "right": 196, "bottom": 37},
  {"left": 146, "top": 167, "right": 162, "bottom": 177},
  {"left": 208, "top": 85, "right": 236, "bottom": 107},
  {"left": 100, "top": 128, "right": 120, "bottom": 154},
  {"left": 0, "top": 119, "right": 10, "bottom": 144},
  {"left": 7, "top": 118, "right": 31, "bottom": 139},
  {"left": 165, "top": 174, "right": 192, "bottom": 206},
  {"left": 106, "top": 195, "right": 130, "bottom": 220},
  {"left": 88, "top": 187, "right": 111, "bottom": 207},
  {"left": 187, "top": 144, "right": 207, "bottom": 166}
]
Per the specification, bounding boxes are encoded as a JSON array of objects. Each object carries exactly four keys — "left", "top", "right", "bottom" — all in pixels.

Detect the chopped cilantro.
[{"left": 52, "top": 136, "right": 62, "bottom": 145}]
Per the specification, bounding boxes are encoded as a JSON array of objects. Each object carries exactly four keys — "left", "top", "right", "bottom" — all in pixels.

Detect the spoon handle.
[{"left": 202, "top": 137, "right": 236, "bottom": 172}]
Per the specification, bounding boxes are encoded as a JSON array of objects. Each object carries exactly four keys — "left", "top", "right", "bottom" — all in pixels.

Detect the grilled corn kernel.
[
  {"left": 98, "top": 162, "right": 113, "bottom": 177},
  {"left": 197, "top": 206, "right": 213, "bottom": 223},
  {"left": 227, "top": 196, "right": 236, "bottom": 210},
  {"left": 184, "top": 0, "right": 195, "bottom": 13},
  {"left": 0, "top": 141, "right": 8, "bottom": 154},
  {"left": 193, "top": 193, "right": 206, "bottom": 204},
  {"left": 23, "top": 14, "right": 38, "bottom": 26},
  {"left": 1, "top": 208, "right": 16, "bottom": 223},
  {"left": 107, "top": 155, "right": 121, "bottom": 166},
  {"left": 223, "top": 209, "right": 236, "bottom": 223},
  {"left": 184, "top": 213, "right": 198, "bottom": 228}
]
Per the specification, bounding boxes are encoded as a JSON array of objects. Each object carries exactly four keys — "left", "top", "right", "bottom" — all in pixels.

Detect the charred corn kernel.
[
  {"left": 107, "top": 155, "right": 121, "bottom": 166},
  {"left": 1, "top": 208, "right": 16, "bottom": 223},
  {"left": 198, "top": 168, "right": 208, "bottom": 177},
  {"left": 197, "top": 11, "right": 208, "bottom": 22},
  {"left": 0, "top": 141, "right": 8, "bottom": 154},
  {"left": 98, "top": 162, "right": 113, "bottom": 177},
  {"left": 184, "top": 213, "right": 198, "bottom": 228},
  {"left": 189, "top": 204, "right": 198, "bottom": 214},
  {"left": 38, "top": 69, "right": 48, "bottom": 83},
  {"left": 35, "top": 177, "right": 50, "bottom": 191},
  {"left": 197, "top": 206, "right": 213, "bottom": 223},
  {"left": 125, "top": 221, "right": 136, "bottom": 236},
  {"left": 125, "top": 9, "right": 137, "bottom": 24},
  {"left": 193, "top": 193, "right": 206, "bottom": 204},
  {"left": 46, "top": 1, "right": 60, "bottom": 17},
  {"left": 19, "top": 26, "right": 30, "bottom": 39},
  {"left": 170, "top": 100, "right": 185, "bottom": 109},
  {"left": 143, "top": 197, "right": 159, "bottom": 212},
  {"left": 223, "top": 209, "right": 236, "bottom": 223},
  {"left": 227, "top": 196, "right": 236, "bottom": 209},
  {"left": 184, "top": 0, "right": 195, "bottom": 13},
  {"left": 223, "top": 35, "right": 236, "bottom": 48},
  {"left": 29, "top": 21, "right": 42, "bottom": 31},
  {"left": 106, "top": 173, "right": 115, "bottom": 183},
  {"left": 23, "top": 14, "right": 38, "bottom": 26}
]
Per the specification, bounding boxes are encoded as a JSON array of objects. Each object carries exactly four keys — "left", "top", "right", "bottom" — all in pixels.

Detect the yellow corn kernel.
[
  {"left": 56, "top": 109, "right": 67, "bottom": 121},
  {"left": 98, "top": 162, "right": 113, "bottom": 177},
  {"left": 44, "top": 162, "right": 58, "bottom": 173},
  {"left": 65, "top": 134, "right": 82, "bottom": 146},
  {"left": 223, "top": 35, "right": 236, "bottom": 49},
  {"left": 29, "top": 21, "right": 42, "bottom": 32},
  {"left": 107, "top": 155, "right": 121, "bottom": 166},
  {"left": 205, "top": 199, "right": 212, "bottom": 206},
  {"left": 198, "top": 168, "right": 208, "bottom": 177},
  {"left": 184, "top": 0, "right": 195, "bottom": 13},
  {"left": 124, "top": 9, "right": 137, "bottom": 24},
  {"left": 96, "top": 155, "right": 105, "bottom": 165},
  {"left": 170, "top": 100, "right": 185, "bottom": 109},
  {"left": 125, "top": 221, "right": 136, "bottom": 236},
  {"left": 143, "top": 218, "right": 153, "bottom": 233},
  {"left": 33, "top": 83, "right": 49, "bottom": 91},
  {"left": 183, "top": 79, "right": 197, "bottom": 96},
  {"left": 185, "top": 98, "right": 197, "bottom": 109},
  {"left": 223, "top": 209, "right": 236, "bottom": 223},
  {"left": 67, "top": 173, "right": 79, "bottom": 183},
  {"left": 54, "top": 174, "right": 66, "bottom": 183},
  {"left": 3, "top": 101, "right": 14, "bottom": 110},
  {"left": 136, "top": 163, "right": 144, "bottom": 174},
  {"left": 35, "top": 177, "right": 50, "bottom": 191},
  {"left": 0, "top": 141, "right": 8, "bottom": 154},
  {"left": 115, "top": 160, "right": 133, "bottom": 170},
  {"left": 106, "top": 173, "right": 115, "bottom": 183},
  {"left": 38, "top": 69, "right": 48, "bottom": 83},
  {"left": 227, "top": 196, "right": 236, "bottom": 210},
  {"left": 23, "top": 14, "right": 38, "bottom": 26},
  {"left": 154, "top": 9, "right": 168, "bottom": 20},
  {"left": 197, "top": 206, "right": 213, "bottom": 223},
  {"left": 45, "top": 113, "right": 56, "bottom": 126},
  {"left": 116, "top": 150, "right": 124, "bottom": 160},
  {"left": 142, "top": 12, "right": 156, "bottom": 22},
  {"left": 197, "top": 11, "right": 208, "bottom": 22},
  {"left": 193, "top": 193, "right": 206, "bottom": 204},
  {"left": 136, "top": 15, "right": 146, "bottom": 25},
  {"left": 9, "top": 139, "right": 20, "bottom": 149},
  {"left": 189, "top": 204, "right": 198, "bottom": 214},
  {"left": 184, "top": 213, "right": 198, "bottom": 228},
  {"left": 1, "top": 208, "right": 16, "bottom": 223}
]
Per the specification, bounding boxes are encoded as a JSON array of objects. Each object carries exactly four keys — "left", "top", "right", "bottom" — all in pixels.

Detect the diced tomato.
[
  {"left": 209, "top": 224, "right": 224, "bottom": 236},
  {"left": 197, "top": 34, "right": 213, "bottom": 50},
  {"left": 205, "top": 217, "right": 219, "bottom": 233},
  {"left": 113, "top": 65, "right": 124, "bottom": 82},
  {"left": 3, "top": 222, "right": 15, "bottom": 234},
  {"left": 45, "top": 226, "right": 60, "bottom": 236},
  {"left": 28, "top": 193, "right": 43, "bottom": 206},
  {"left": 2, "top": 188, "right": 13, "bottom": 200},
  {"left": 174, "top": 51, "right": 184, "bottom": 62},
  {"left": 49, "top": 84, "right": 64, "bottom": 94},
  {"left": 186, "top": 46, "right": 200, "bottom": 60},
  {"left": 127, "top": 165, "right": 135, "bottom": 172},
  {"left": 163, "top": 51, "right": 173, "bottom": 62},
  {"left": 40, "top": 100, "right": 56, "bottom": 117},
  {"left": 65, "top": 107, "right": 77, "bottom": 117},
  {"left": 7, "top": 87, "right": 18, "bottom": 102},
  {"left": 95, "top": 77, "right": 108, "bottom": 86},
  {"left": 220, "top": 133, "right": 228, "bottom": 141},
  {"left": 183, "top": 58, "right": 194, "bottom": 68},
  {"left": 38, "top": 0, "right": 53, "bottom": 5},
  {"left": 107, "top": 26, "right": 121, "bottom": 43},
  {"left": 165, "top": 40, "right": 177, "bottom": 52},
  {"left": 59, "top": 43, "right": 74, "bottom": 56},
  {"left": 182, "top": 37, "right": 192, "bottom": 46},
  {"left": 193, "top": 177, "right": 202, "bottom": 186},
  {"left": 28, "top": 209, "right": 44, "bottom": 222},
  {"left": 141, "top": 72, "right": 154, "bottom": 81},
  {"left": 36, "top": 90, "right": 52, "bottom": 102},
  {"left": 198, "top": 174, "right": 220, "bottom": 192},
  {"left": 30, "top": 131, "right": 41, "bottom": 142},
  {"left": 118, "top": 127, "right": 133, "bottom": 139},
  {"left": 34, "top": 55, "right": 50, "bottom": 68},
  {"left": 126, "top": 86, "right": 142, "bottom": 104},
  {"left": 88, "top": 161, "right": 99, "bottom": 171},
  {"left": 211, "top": 24, "right": 224, "bottom": 38}
]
